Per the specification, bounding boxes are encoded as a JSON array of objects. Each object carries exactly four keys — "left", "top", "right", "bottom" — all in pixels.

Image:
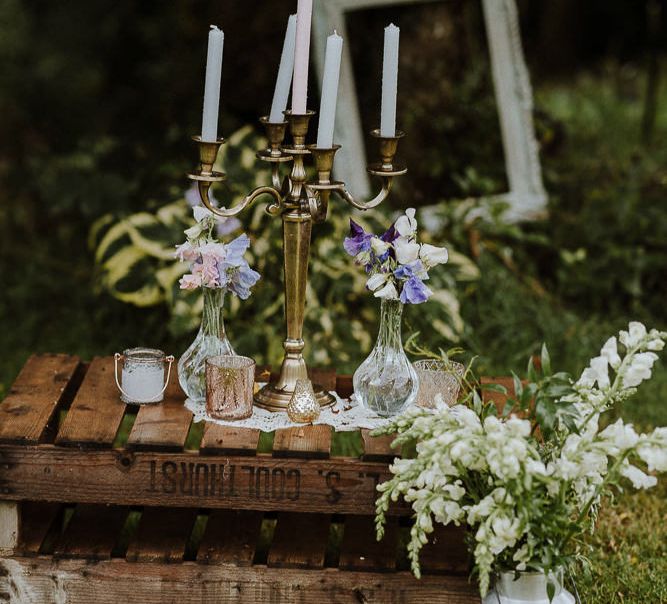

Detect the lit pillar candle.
[
  {"left": 201, "top": 25, "right": 225, "bottom": 142},
  {"left": 380, "top": 23, "right": 400, "bottom": 137},
  {"left": 292, "top": 0, "right": 313, "bottom": 114},
  {"left": 316, "top": 31, "right": 343, "bottom": 148},
  {"left": 269, "top": 14, "right": 297, "bottom": 123}
]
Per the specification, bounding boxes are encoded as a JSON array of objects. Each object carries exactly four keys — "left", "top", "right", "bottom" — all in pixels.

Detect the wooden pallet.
[{"left": 0, "top": 354, "right": 479, "bottom": 603}]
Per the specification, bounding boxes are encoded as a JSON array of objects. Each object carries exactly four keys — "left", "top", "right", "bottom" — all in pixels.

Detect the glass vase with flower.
[
  {"left": 344, "top": 208, "right": 450, "bottom": 417},
  {"left": 175, "top": 206, "right": 261, "bottom": 402}
]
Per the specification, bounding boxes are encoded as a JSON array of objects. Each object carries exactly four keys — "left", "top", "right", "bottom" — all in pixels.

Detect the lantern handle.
[{"left": 114, "top": 353, "right": 175, "bottom": 404}]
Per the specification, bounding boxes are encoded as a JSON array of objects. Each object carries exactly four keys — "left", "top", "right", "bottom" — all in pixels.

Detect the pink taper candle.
[{"left": 291, "top": 0, "right": 313, "bottom": 114}]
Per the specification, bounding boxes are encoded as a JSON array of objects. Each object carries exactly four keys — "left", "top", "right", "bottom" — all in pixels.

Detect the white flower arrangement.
[{"left": 373, "top": 322, "right": 667, "bottom": 597}]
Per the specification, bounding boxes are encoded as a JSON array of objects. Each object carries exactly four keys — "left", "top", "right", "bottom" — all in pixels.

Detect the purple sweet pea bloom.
[
  {"left": 224, "top": 234, "right": 251, "bottom": 266},
  {"left": 394, "top": 260, "right": 427, "bottom": 280},
  {"left": 228, "top": 261, "right": 261, "bottom": 300},
  {"left": 399, "top": 275, "right": 432, "bottom": 304},
  {"left": 380, "top": 224, "right": 399, "bottom": 243},
  {"left": 343, "top": 219, "right": 373, "bottom": 257}
]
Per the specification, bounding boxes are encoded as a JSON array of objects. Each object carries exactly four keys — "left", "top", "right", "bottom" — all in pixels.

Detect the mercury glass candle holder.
[
  {"left": 414, "top": 360, "right": 465, "bottom": 408},
  {"left": 286, "top": 379, "right": 320, "bottom": 423},
  {"left": 205, "top": 355, "right": 255, "bottom": 420}
]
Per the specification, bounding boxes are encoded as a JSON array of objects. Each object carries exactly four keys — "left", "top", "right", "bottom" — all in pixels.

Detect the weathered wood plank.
[
  {"left": 0, "top": 556, "right": 481, "bottom": 603},
  {"left": 127, "top": 370, "right": 191, "bottom": 452},
  {"left": 54, "top": 504, "right": 128, "bottom": 560},
  {"left": 361, "top": 429, "right": 400, "bottom": 461},
  {"left": 127, "top": 507, "right": 196, "bottom": 563},
  {"left": 339, "top": 515, "right": 398, "bottom": 572},
  {"left": 16, "top": 502, "right": 62, "bottom": 555},
  {"left": 272, "top": 369, "right": 335, "bottom": 459},
  {"left": 419, "top": 525, "right": 470, "bottom": 574},
  {"left": 0, "top": 445, "right": 409, "bottom": 515},
  {"left": 200, "top": 425, "right": 260, "bottom": 456},
  {"left": 480, "top": 376, "right": 520, "bottom": 414},
  {"left": 268, "top": 512, "right": 331, "bottom": 569},
  {"left": 0, "top": 502, "right": 18, "bottom": 554},
  {"left": 0, "top": 354, "right": 81, "bottom": 445},
  {"left": 272, "top": 425, "right": 332, "bottom": 459},
  {"left": 56, "top": 357, "right": 126, "bottom": 448},
  {"left": 197, "top": 510, "right": 262, "bottom": 565}
]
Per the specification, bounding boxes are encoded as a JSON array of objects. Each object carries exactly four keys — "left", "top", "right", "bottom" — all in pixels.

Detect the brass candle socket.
[
  {"left": 257, "top": 117, "right": 291, "bottom": 162},
  {"left": 186, "top": 113, "right": 407, "bottom": 413},
  {"left": 367, "top": 129, "right": 407, "bottom": 176}
]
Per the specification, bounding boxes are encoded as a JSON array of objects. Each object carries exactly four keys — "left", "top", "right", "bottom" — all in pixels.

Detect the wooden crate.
[{"left": 0, "top": 354, "right": 479, "bottom": 603}]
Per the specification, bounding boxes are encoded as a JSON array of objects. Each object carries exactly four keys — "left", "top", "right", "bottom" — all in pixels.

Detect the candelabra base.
[{"left": 254, "top": 382, "right": 335, "bottom": 412}]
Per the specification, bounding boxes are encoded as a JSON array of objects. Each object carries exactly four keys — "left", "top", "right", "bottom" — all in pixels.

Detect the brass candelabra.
[{"left": 188, "top": 111, "right": 406, "bottom": 411}]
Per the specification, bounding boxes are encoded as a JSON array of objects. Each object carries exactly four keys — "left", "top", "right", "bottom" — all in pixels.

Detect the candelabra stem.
[{"left": 254, "top": 111, "right": 335, "bottom": 411}]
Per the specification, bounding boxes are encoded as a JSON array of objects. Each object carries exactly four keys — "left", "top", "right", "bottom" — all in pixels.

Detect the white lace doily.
[{"left": 185, "top": 387, "right": 392, "bottom": 432}]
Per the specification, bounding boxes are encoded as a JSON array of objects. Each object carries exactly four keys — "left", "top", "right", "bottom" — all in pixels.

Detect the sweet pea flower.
[
  {"left": 419, "top": 243, "right": 449, "bottom": 268},
  {"left": 400, "top": 276, "right": 432, "bottom": 304},
  {"left": 179, "top": 274, "right": 201, "bottom": 289},
  {"left": 374, "top": 281, "right": 399, "bottom": 300},
  {"left": 370, "top": 236, "right": 392, "bottom": 259},
  {"left": 228, "top": 261, "right": 261, "bottom": 300},
  {"left": 174, "top": 241, "right": 198, "bottom": 262},
  {"left": 394, "top": 237, "right": 421, "bottom": 264},
  {"left": 344, "top": 220, "right": 373, "bottom": 257},
  {"left": 395, "top": 208, "right": 417, "bottom": 237},
  {"left": 224, "top": 234, "right": 251, "bottom": 266},
  {"left": 366, "top": 272, "right": 389, "bottom": 292}
]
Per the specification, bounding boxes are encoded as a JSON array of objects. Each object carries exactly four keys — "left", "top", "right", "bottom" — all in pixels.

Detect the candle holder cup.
[{"left": 187, "top": 111, "right": 407, "bottom": 411}]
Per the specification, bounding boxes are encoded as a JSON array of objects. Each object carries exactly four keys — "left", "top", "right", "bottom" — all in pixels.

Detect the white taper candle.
[
  {"left": 316, "top": 31, "right": 343, "bottom": 148},
  {"left": 380, "top": 23, "right": 400, "bottom": 137},
  {"left": 292, "top": 0, "right": 313, "bottom": 114},
  {"left": 201, "top": 25, "right": 225, "bottom": 142},
  {"left": 269, "top": 14, "right": 297, "bottom": 123}
]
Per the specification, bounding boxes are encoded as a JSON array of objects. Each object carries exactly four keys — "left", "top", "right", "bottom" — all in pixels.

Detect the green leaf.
[{"left": 541, "top": 343, "right": 552, "bottom": 376}]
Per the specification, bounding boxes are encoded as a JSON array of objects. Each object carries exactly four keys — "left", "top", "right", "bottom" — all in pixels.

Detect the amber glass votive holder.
[
  {"left": 414, "top": 360, "right": 465, "bottom": 408},
  {"left": 205, "top": 355, "right": 255, "bottom": 420}
]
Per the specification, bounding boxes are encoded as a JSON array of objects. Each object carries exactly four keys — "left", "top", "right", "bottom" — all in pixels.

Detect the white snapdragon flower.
[
  {"left": 646, "top": 328, "right": 666, "bottom": 351},
  {"left": 394, "top": 208, "right": 417, "bottom": 237},
  {"left": 599, "top": 419, "right": 639, "bottom": 451},
  {"left": 576, "top": 355, "right": 610, "bottom": 389},
  {"left": 488, "top": 516, "right": 522, "bottom": 555},
  {"left": 637, "top": 428, "right": 667, "bottom": 472},
  {"left": 512, "top": 544, "right": 530, "bottom": 571},
  {"left": 619, "top": 321, "right": 647, "bottom": 348},
  {"left": 394, "top": 236, "right": 421, "bottom": 264},
  {"left": 600, "top": 336, "right": 622, "bottom": 369},
  {"left": 621, "top": 463, "right": 657, "bottom": 489},
  {"left": 622, "top": 351, "right": 659, "bottom": 388},
  {"left": 374, "top": 281, "right": 399, "bottom": 300},
  {"left": 419, "top": 243, "right": 449, "bottom": 268}
]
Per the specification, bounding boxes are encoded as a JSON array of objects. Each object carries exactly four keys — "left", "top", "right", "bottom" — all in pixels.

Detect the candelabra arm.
[
  {"left": 307, "top": 129, "right": 406, "bottom": 216},
  {"left": 331, "top": 177, "right": 394, "bottom": 211},
  {"left": 196, "top": 180, "right": 282, "bottom": 218}
]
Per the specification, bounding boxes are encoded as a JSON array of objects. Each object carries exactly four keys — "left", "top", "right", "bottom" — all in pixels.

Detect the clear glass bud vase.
[
  {"left": 178, "top": 288, "right": 235, "bottom": 402},
  {"left": 353, "top": 298, "right": 419, "bottom": 417}
]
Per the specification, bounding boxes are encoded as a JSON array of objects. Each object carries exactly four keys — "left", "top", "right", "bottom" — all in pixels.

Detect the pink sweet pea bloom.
[{"left": 179, "top": 274, "right": 201, "bottom": 290}]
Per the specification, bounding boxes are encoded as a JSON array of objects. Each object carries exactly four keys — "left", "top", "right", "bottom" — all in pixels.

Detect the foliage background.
[{"left": 1, "top": 1, "right": 666, "bottom": 601}]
